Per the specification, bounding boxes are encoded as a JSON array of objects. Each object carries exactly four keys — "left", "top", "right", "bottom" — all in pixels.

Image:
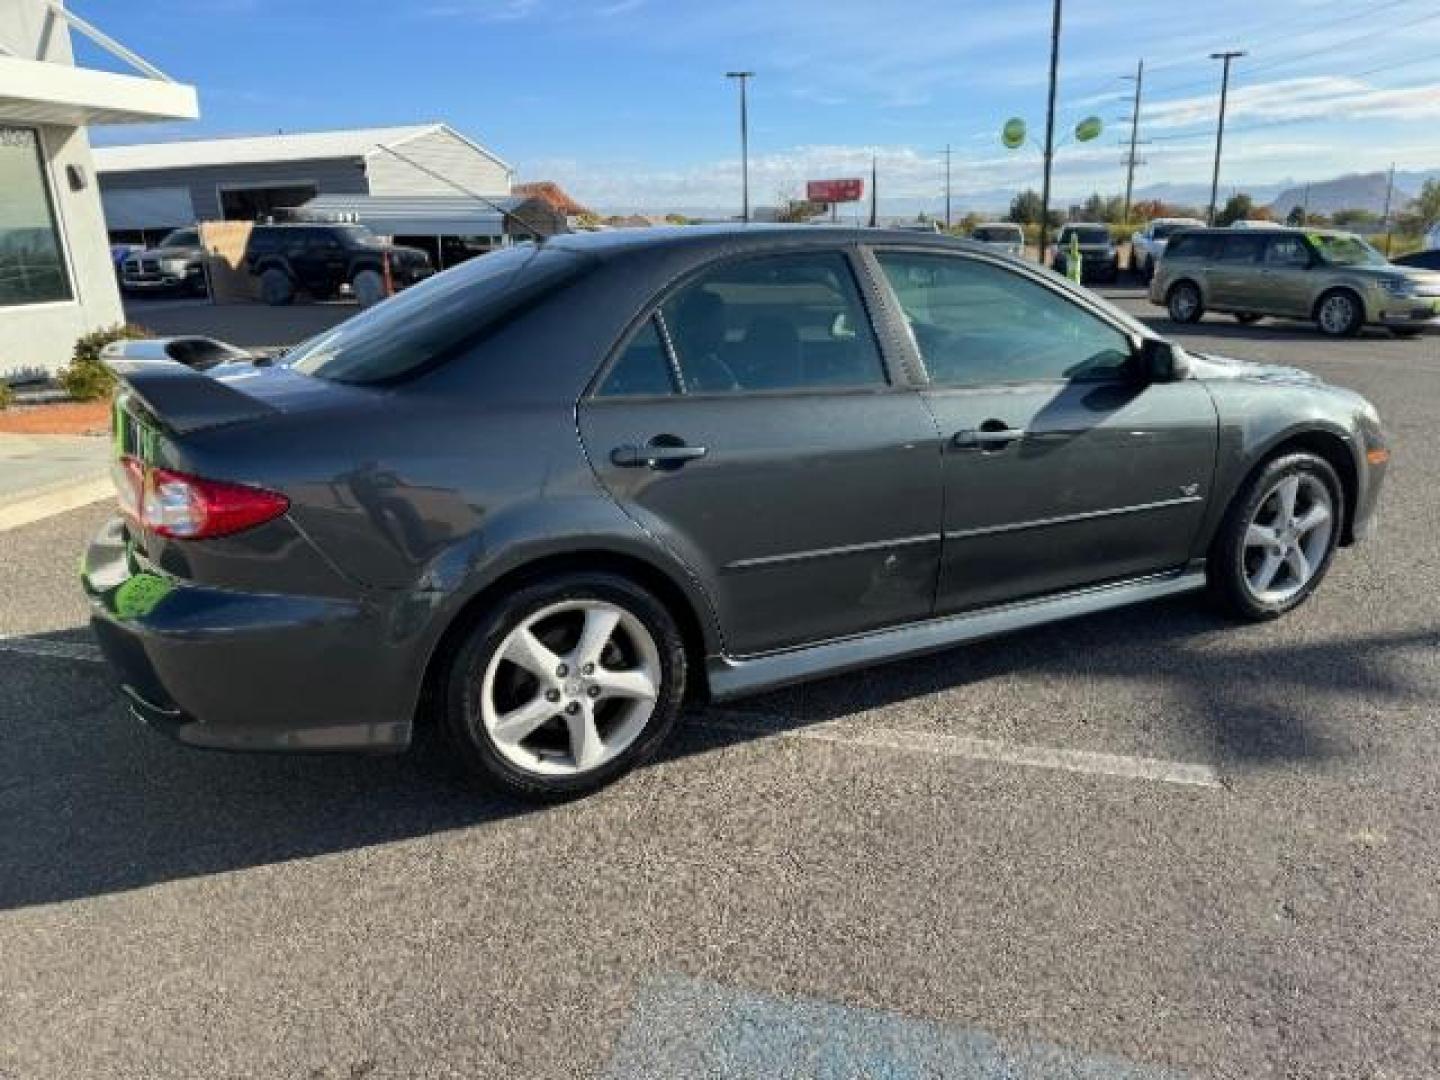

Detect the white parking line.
[
  {"left": 700, "top": 712, "right": 1222, "bottom": 789},
  {"left": 0, "top": 636, "right": 105, "bottom": 663},
  {"left": 0, "top": 477, "right": 111, "bottom": 533}
]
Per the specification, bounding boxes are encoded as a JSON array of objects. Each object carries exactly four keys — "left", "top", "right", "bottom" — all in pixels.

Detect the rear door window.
[
  {"left": 1219, "top": 234, "right": 1267, "bottom": 264},
  {"left": 1265, "top": 236, "right": 1311, "bottom": 267},
  {"left": 597, "top": 317, "right": 677, "bottom": 398}
]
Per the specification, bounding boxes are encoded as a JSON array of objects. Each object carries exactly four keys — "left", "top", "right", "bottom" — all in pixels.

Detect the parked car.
[
  {"left": 242, "top": 223, "right": 432, "bottom": 307},
  {"left": 119, "top": 228, "right": 206, "bottom": 297},
  {"left": 1151, "top": 227, "right": 1440, "bottom": 338},
  {"left": 87, "top": 226, "right": 1388, "bottom": 799},
  {"left": 1392, "top": 248, "right": 1440, "bottom": 273},
  {"left": 969, "top": 222, "right": 1026, "bottom": 258},
  {"left": 1050, "top": 223, "right": 1119, "bottom": 283},
  {"left": 1426, "top": 223, "right": 1440, "bottom": 251},
  {"left": 1227, "top": 220, "right": 1284, "bottom": 230},
  {"left": 1130, "top": 217, "right": 1205, "bottom": 282}
]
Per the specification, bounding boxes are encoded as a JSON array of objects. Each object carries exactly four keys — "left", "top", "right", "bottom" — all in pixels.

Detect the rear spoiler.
[
  {"left": 102, "top": 339, "right": 279, "bottom": 436},
  {"left": 101, "top": 335, "right": 258, "bottom": 372}
]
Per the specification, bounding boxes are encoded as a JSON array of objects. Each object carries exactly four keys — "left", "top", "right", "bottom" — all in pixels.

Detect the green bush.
[
  {"left": 58, "top": 324, "right": 149, "bottom": 401},
  {"left": 0, "top": 381, "right": 13, "bottom": 411}
]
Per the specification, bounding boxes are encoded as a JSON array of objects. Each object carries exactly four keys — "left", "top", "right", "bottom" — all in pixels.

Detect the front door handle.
[
  {"left": 952, "top": 426, "right": 1026, "bottom": 450},
  {"left": 611, "top": 441, "right": 708, "bottom": 469}
]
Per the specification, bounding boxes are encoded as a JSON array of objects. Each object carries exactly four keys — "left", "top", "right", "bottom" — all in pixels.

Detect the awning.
[
  {"left": 0, "top": 55, "right": 198, "bottom": 126},
  {"left": 295, "top": 194, "right": 557, "bottom": 238}
]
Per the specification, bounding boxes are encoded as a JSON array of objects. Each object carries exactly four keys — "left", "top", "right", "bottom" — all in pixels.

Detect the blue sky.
[{"left": 84, "top": 0, "right": 1440, "bottom": 212}]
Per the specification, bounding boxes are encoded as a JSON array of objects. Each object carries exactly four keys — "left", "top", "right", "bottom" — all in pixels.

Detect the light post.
[{"left": 725, "top": 71, "right": 754, "bottom": 223}]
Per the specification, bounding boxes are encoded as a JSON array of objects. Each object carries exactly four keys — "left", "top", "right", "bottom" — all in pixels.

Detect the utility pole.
[
  {"left": 942, "top": 144, "right": 952, "bottom": 229},
  {"left": 1038, "top": 0, "right": 1063, "bottom": 263},
  {"left": 869, "top": 154, "right": 878, "bottom": 228},
  {"left": 1381, "top": 162, "right": 1396, "bottom": 256},
  {"left": 1120, "top": 58, "right": 1144, "bottom": 222},
  {"left": 1207, "top": 50, "right": 1245, "bottom": 226},
  {"left": 1301, "top": 183, "right": 1310, "bottom": 226},
  {"left": 725, "top": 71, "right": 754, "bottom": 223}
]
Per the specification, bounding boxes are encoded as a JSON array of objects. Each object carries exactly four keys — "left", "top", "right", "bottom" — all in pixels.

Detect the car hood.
[{"left": 1188, "top": 351, "right": 1322, "bottom": 387}]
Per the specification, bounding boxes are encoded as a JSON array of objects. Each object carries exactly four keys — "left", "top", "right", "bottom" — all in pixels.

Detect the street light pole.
[
  {"left": 1038, "top": 0, "right": 1062, "bottom": 264},
  {"left": 1121, "top": 58, "right": 1144, "bottom": 223},
  {"left": 725, "top": 71, "right": 754, "bottom": 223},
  {"left": 942, "top": 143, "right": 952, "bottom": 229},
  {"left": 1207, "top": 51, "right": 1245, "bottom": 226}
]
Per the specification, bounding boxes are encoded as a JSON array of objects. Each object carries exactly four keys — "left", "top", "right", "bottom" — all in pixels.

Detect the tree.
[
  {"left": 1217, "top": 193, "right": 1254, "bottom": 227},
  {"left": 1332, "top": 208, "right": 1380, "bottom": 232},
  {"left": 663, "top": 213, "right": 691, "bottom": 226},
  {"left": 1008, "top": 189, "right": 1044, "bottom": 225},
  {"left": 1412, "top": 178, "right": 1440, "bottom": 229},
  {"left": 1286, "top": 205, "right": 1306, "bottom": 227}
]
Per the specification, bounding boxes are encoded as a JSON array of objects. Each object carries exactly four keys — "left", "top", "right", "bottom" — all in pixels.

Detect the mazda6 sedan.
[{"left": 86, "top": 226, "right": 1389, "bottom": 799}]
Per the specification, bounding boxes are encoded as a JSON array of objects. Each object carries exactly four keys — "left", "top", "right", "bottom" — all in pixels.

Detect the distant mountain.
[{"left": 1268, "top": 172, "right": 1414, "bottom": 217}]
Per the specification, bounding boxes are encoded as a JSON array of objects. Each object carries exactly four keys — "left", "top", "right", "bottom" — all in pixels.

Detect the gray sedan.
[{"left": 86, "top": 226, "right": 1388, "bottom": 799}]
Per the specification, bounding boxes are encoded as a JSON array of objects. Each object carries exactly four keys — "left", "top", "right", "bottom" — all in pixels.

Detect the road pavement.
[{"left": 1, "top": 290, "right": 1437, "bottom": 1078}]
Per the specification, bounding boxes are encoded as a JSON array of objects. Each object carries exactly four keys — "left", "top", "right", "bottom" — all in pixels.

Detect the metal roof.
[{"left": 92, "top": 123, "right": 457, "bottom": 173}]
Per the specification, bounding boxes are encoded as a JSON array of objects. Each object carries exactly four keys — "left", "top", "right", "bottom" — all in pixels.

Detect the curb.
[{"left": 0, "top": 476, "right": 112, "bottom": 533}]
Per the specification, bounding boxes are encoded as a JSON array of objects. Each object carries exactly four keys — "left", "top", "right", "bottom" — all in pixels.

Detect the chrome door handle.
[
  {"left": 611, "top": 443, "right": 708, "bottom": 469},
  {"left": 952, "top": 427, "right": 1026, "bottom": 450}
]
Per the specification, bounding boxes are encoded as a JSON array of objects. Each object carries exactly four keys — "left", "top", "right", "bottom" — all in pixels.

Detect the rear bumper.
[{"left": 82, "top": 517, "right": 415, "bottom": 753}]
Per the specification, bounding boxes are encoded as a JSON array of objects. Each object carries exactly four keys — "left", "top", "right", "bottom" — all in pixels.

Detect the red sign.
[{"left": 807, "top": 178, "right": 864, "bottom": 204}]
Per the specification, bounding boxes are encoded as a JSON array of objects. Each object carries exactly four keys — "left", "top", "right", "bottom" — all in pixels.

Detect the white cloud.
[{"left": 1144, "top": 76, "right": 1440, "bottom": 132}]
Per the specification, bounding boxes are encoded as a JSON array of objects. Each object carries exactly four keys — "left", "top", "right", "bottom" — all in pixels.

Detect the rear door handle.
[
  {"left": 952, "top": 427, "right": 1026, "bottom": 450},
  {"left": 611, "top": 442, "right": 708, "bottom": 468}
]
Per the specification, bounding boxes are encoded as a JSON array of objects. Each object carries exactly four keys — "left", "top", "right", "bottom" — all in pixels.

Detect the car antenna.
[{"left": 368, "top": 141, "right": 551, "bottom": 244}]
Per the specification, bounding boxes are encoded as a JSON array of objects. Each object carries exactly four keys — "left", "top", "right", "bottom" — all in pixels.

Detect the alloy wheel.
[
  {"left": 1241, "top": 474, "right": 1335, "bottom": 605},
  {"left": 479, "top": 600, "right": 661, "bottom": 777},
  {"left": 1318, "top": 293, "right": 1357, "bottom": 336},
  {"left": 1170, "top": 284, "right": 1200, "bottom": 322}
]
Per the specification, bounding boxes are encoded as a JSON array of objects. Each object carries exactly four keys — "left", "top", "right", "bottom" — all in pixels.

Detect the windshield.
[
  {"left": 287, "top": 244, "right": 590, "bottom": 384},
  {"left": 1310, "top": 233, "right": 1388, "bottom": 267},
  {"left": 972, "top": 226, "right": 1021, "bottom": 242},
  {"left": 159, "top": 229, "right": 198, "bottom": 248},
  {"left": 1065, "top": 227, "right": 1111, "bottom": 245}
]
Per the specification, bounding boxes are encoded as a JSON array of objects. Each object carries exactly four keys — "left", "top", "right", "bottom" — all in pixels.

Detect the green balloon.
[
  {"left": 1075, "top": 115, "right": 1103, "bottom": 143},
  {"left": 1001, "top": 118, "right": 1027, "bottom": 150}
]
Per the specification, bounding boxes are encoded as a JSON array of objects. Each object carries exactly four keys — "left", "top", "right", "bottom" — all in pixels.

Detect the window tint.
[
  {"left": 246, "top": 228, "right": 278, "bottom": 254},
  {"left": 659, "top": 252, "right": 886, "bottom": 394},
  {"left": 875, "top": 252, "right": 1134, "bottom": 386},
  {"left": 288, "top": 244, "right": 590, "bottom": 384},
  {"left": 1265, "top": 236, "right": 1311, "bottom": 267},
  {"left": 0, "top": 126, "right": 73, "bottom": 307},
  {"left": 597, "top": 317, "right": 676, "bottom": 397},
  {"left": 1219, "top": 234, "right": 1267, "bottom": 264},
  {"left": 1164, "top": 232, "right": 1217, "bottom": 260},
  {"left": 161, "top": 229, "right": 198, "bottom": 248}
]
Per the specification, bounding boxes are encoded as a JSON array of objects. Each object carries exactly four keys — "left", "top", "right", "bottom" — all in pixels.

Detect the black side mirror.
[{"left": 1137, "top": 337, "right": 1191, "bottom": 382}]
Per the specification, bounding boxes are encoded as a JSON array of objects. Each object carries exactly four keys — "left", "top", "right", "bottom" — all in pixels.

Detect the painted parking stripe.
[
  {"left": 608, "top": 974, "right": 1184, "bottom": 1079},
  {"left": 700, "top": 712, "right": 1221, "bottom": 789},
  {"left": 0, "top": 636, "right": 104, "bottom": 663},
  {"left": 0, "top": 477, "right": 111, "bottom": 533}
]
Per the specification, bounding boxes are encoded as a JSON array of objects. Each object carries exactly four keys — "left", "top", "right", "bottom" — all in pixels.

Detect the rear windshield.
[
  {"left": 1063, "top": 226, "right": 1111, "bottom": 244},
  {"left": 287, "top": 244, "right": 590, "bottom": 384},
  {"left": 971, "top": 226, "right": 1021, "bottom": 242}
]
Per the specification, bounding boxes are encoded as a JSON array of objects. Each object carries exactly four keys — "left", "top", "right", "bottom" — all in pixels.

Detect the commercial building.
[
  {"left": 0, "top": 1, "right": 198, "bottom": 379},
  {"left": 94, "top": 124, "right": 564, "bottom": 264}
]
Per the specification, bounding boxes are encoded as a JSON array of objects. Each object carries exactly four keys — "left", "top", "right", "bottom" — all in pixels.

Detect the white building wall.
[
  {"left": 364, "top": 126, "right": 512, "bottom": 198},
  {"left": 0, "top": 1, "right": 124, "bottom": 380}
]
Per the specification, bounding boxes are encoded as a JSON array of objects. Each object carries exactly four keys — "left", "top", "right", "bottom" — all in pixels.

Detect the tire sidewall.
[
  {"left": 443, "top": 573, "right": 687, "bottom": 799},
  {"left": 1168, "top": 281, "right": 1202, "bottom": 324},
  {"left": 259, "top": 266, "right": 294, "bottom": 306},
  {"left": 1316, "top": 289, "right": 1362, "bottom": 337},
  {"left": 352, "top": 269, "right": 385, "bottom": 309},
  {"left": 1210, "top": 452, "right": 1344, "bottom": 620}
]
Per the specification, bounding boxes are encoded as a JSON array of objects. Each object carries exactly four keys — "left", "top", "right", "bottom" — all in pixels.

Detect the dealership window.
[{"left": 0, "top": 127, "right": 73, "bottom": 307}]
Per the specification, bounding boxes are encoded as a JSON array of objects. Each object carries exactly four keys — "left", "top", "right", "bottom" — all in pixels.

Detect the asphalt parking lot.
[{"left": 2, "top": 288, "right": 1438, "bottom": 1078}]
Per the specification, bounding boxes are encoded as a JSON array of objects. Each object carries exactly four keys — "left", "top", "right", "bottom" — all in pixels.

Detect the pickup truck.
[{"left": 1130, "top": 217, "right": 1204, "bottom": 282}]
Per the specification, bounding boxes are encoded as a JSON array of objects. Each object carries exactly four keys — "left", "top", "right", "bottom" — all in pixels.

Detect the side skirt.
[{"left": 706, "top": 566, "right": 1207, "bottom": 700}]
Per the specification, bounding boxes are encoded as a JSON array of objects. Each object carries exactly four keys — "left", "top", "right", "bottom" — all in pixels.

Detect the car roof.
[{"left": 543, "top": 224, "right": 994, "bottom": 259}]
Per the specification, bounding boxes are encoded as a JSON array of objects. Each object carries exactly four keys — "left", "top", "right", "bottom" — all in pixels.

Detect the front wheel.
[
  {"left": 352, "top": 269, "right": 386, "bottom": 308},
  {"left": 1167, "top": 281, "right": 1204, "bottom": 324},
  {"left": 1208, "top": 452, "right": 1343, "bottom": 620},
  {"left": 441, "top": 573, "right": 687, "bottom": 800},
  {"left": 1316, "top": 290, "right": 1363, "bottom": 337}
]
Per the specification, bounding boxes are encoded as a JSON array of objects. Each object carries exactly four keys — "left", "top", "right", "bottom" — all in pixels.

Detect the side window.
[
  {"left": 659, "top": 252, "right": 886, "bottom": 394},
  {"left": 246, "top": 229, "right": 276, "bottom": 256},
  {"left": 1219, "top": 234, "right": 1267, "bottom": 264},
  {"left": 597, "top": 317, "right": 677, "bottom": 398},
  {"left": 1166, "top": 233, "right": 1217, "bottom": 260},
  {"left": 1266, "top": 236, "right": 1310, "bottom": 267},
  {"left": 875, "top": 252, "right": 1134, "bottom": 386}
]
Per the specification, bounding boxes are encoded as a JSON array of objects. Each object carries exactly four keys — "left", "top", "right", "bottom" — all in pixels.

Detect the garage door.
[{"left": 100, "top": 186, "right": 196, "bottom": 232}]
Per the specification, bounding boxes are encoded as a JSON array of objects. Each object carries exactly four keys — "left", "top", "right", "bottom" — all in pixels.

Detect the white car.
[
  {"left": 1425, "top": 223, "right": 1440, "bottom": 251},
  {"left": 969, "top": 222, "right": 1025, "bottom": 258},
  {"left": 1130, "top": 217, "right": 1204, "bottom": 281},
  {"left": 1228, "top": 219, "right": 1284, "bottom": 230}
]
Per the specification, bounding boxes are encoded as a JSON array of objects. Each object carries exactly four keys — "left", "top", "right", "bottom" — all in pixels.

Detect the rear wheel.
[
  {"left": 1167, "top": 280, "right": 1204, "bottom": 324},
  {"left": 352, "top": 269, "right": 386, "bottom": 308},
  {"left": 1315, "top": 289, "right": 1363, "bottom": 337},
  {"left": 258, "top": 266, "right": 294, "bottom": 306},
  {"left": 1208, "top": 452, "right": 1342, "bottom": 620},
  {"left": 442, "top": 573, "right": 686, "bottom": 800}
]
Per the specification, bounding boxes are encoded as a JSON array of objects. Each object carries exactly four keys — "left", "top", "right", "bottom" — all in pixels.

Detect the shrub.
[
  {"left": 58, "top": 324, "right": 149, "bottom": 401},
  {"left": 0, "top": 381, "right": 13, "bottom": 411}
]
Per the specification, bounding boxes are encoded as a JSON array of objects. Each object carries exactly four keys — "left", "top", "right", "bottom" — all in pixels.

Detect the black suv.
[{"left": 242, "top": 224, "right": 432, "bottom": 307}]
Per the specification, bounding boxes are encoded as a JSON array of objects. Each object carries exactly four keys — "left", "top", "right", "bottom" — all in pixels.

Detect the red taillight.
[{"left": 115, "top": 455, "right": 288, "bottom": 539}]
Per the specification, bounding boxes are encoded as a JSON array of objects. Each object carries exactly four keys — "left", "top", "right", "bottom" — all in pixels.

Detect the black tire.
[
  {"left": 1142, "top": 257, "right": 1156, "bottom": 283},
  {"left": 1207, "top": 451, "right": 1344, "bottom": 621},
  {"left": 1235, "top": 312, "right": 1264, "bottom": 325},
  {"left": 258, "top": 266, "right": 295, "bottom": 306},
  {"left": 1314, "top": 288, "right": 1363, "bottom": 338},
  {"left": 1167, "top": 280, "right": 1204, "bottom": 324},
  {"left": 351, "top": 268, "right": 386, "bottom": 309},
  {"left": 441, "top": 572, "right": 687, "bottom": 800}
]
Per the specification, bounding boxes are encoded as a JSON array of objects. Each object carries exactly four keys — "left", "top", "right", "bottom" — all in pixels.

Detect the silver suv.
[{"left": 1151, "top": 228, "right": 1440, "bottom": 338}]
